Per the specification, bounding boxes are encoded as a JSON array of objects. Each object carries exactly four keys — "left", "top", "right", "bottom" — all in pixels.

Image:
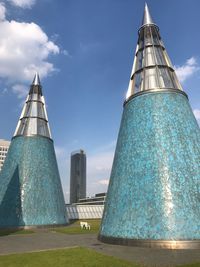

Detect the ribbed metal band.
[
  {"left": 139, "top": 23, "right": 159, "bottom": 33},
  {"left": 132, "top": 65, "right": 175, "bottom": 77},
  {"left": 124, "top": 88, "right": 188, "bottom": 107},
  {"left": 98, "top": 235, "right": 200, "bottom": 249},
  {"left": 12, "top": 134, "right": 53, "bottom": 142},
  {"left": 19, "top": 116, "right": 48, "bottom": 122}
]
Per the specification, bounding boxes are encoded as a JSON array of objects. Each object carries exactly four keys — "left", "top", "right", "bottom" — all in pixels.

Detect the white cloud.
[
  {"left": 193, "top": 109, "right": 200, "bottom": 123},
  {"left": 0, "top": 1, "right": 61, "bottom": 95},
  {"left": 88, "top": 152, "right": 113, "bottom": 173},
  {"left": 0, "top": 87, "right": 8, "bottom": 96},
  {"left": 187, "top": 57, "right": 196, "bottom": 66},
  {"left": 98, "top": 179, "right": 109, "bottom": 186},
  {"left": 87, "top": 145, "right": 115, "bottom": 196},
  {"left": 0, "top": 19, "right": 59, "bottom": 84},
  {"left": 55, "top": 146, "right": 66, "bottom": 158},
  {"left": 8, "top": 0, "right": 36, "bottom": 9},
  {"left": 0, "top": 3, "right": 6, "bottom": 20},
  {"left": 174, "top": 57, "right": 200, "bottom": 83},
  {"left": 12, "top": 84, "right": 28, "bottom": 98},
  {"left": 62, "top": 50, "right": 69, "bottom": 56}
]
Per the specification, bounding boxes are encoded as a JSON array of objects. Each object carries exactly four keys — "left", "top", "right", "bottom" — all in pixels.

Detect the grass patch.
[
  {"left": 53, "top": 219, "right": 101, "bottom": 235},
  {"left": 0, "top": 247, "right": 137, "bottom": 267},
  {"left": 0, "top": 229, "right": 34, "bottom": 236},
  {"left": 179, "top": 264, "right": 200, "bottom": 267}
]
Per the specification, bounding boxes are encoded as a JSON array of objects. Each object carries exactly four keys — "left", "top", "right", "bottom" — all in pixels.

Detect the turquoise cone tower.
[
  {"left": 0, "top": 73, "right": 68, "bottom": 228},
  {"left": 99, "top": 4, "right": 200, "bottom": 249}
]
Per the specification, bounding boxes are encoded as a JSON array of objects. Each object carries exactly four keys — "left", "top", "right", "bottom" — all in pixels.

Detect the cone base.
[{"left": 98, "top": 235, "right": 200, "bottom": 249}]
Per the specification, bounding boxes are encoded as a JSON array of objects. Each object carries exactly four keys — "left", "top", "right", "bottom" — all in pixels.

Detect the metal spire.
[
  {"left": 13, "top": 73, "right": 52, "bottom": 139},
  {"left": 141, "top": 2, "right": 156, "bottom": 28},
  {"left": 126, "top": 3, "right": 183, "bottom": 101},
  {"left": 32, "top": 72, "right": 41, "bottom": 86}
]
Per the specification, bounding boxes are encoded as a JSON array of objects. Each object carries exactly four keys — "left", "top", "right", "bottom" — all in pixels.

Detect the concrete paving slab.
[{"left": 0, "top": 232, "right": 199, "bottom": 267}]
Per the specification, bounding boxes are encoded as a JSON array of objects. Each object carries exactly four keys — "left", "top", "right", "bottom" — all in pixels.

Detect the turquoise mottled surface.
[
  {"left": 0, "top": 136, "right": 68, "bottom": 227},
  {"left": 100, "top": 91, "right": 200, "bottom": 240}
]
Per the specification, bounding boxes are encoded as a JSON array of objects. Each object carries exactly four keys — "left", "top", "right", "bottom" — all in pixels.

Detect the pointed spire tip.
[
  {"left": 141, "top": 2, "right": 155, "bottom": 27},
  {"left": 32, "top": 72, "right": 41, "bottom": 86}
]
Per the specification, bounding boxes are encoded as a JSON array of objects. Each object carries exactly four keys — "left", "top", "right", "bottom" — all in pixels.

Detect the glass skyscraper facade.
[{"left": 70, "top": 150, "right": 86, "bottom": 204}]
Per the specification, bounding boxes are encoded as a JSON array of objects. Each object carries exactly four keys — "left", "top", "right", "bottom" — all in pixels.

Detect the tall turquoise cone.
[
  {"left": 0, "top": 73, "right": 68, "bottom": 227},
  {"left": 99, "top": 4, "right": 200, "bottom": 249}
]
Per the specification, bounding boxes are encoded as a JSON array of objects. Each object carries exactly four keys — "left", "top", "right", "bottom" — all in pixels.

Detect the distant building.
[
  {"left": 78, "top": 192, "right": 106, "bottom": 205},
  {"left": 70, "top": 149, "right": 86, "bottom": 204},
  {"left": 0, "top": 139, "right": 10, "bottom": 171},
  {"left": 66, "top": 192, "right": 107, "bottom": 220},
  {"left": 66, "top": 204, "right": 104, "bottom": 220}
]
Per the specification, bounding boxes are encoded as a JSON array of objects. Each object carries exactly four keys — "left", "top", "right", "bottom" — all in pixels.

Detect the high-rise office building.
[
  {"left": 99, "top": 4, "right": 200, "bottom": 249},
  {"left": 0, "top": 139, "right": 10, "bottom": 171},
  {"left": 0, "top": 73, "right": 68, "bottom": 228},
  {"left": 70, "top": 150, "right": 86, "bottom": 204}
]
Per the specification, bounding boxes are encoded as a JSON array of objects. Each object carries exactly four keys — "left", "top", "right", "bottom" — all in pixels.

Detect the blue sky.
[{"left": 0, "top": 0, "right": 200, "bottom": 202}]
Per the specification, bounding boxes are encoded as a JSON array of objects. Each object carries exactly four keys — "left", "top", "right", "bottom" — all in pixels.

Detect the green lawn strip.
[
  {"left": 53, "top": 219, "right": 101, "bottom": 235},
  {"left": 0, "top": 247, "right": 137, "bottom": 267},
  {"left": 179, "top": 263, "right": 200, "bottom": 267},
  {"left": 53, "top": 227, "right": 98, "bottom": 234},
  {"left": 0, "top": 229, "right": 34, "bottom": 236},
  {"left": 69, "top": 219, "right": 101, "bottom": 227}
]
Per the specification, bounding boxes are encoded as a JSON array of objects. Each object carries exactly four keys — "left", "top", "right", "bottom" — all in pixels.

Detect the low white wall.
[{"left": 66, "top": 204, "right": 104, "bottom": 219}]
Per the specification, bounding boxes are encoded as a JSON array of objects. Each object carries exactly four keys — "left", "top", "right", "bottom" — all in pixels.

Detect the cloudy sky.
[{"left": 0, "top": 0, "right": 200, "bottom": 202}]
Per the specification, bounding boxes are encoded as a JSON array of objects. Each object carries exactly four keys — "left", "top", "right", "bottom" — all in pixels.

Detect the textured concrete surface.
[{"left": 0, "top": 232, "right": 200, "bottom": 266}]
